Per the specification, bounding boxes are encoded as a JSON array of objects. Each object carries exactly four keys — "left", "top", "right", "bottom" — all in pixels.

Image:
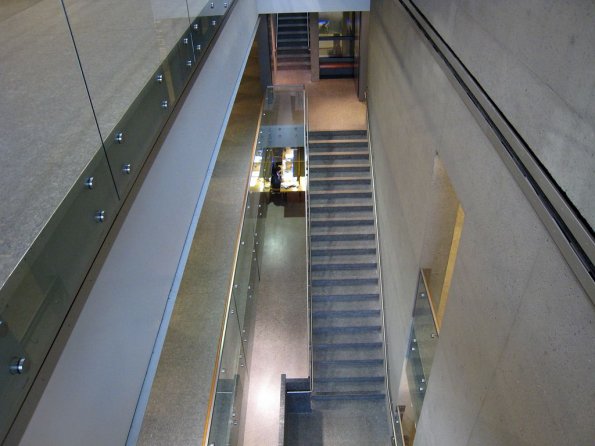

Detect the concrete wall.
[
  {"left": 368, "top": 1, "right": 595, "bottom": 445},
  {"left": 419, "top": 157, "right": 459, "bottom": 309},
  {"left": 414, "top": 0, "right": 595, "bottom": 228},
  {"left": 18, "top": 1, "right": 260, "bottom": 444}
]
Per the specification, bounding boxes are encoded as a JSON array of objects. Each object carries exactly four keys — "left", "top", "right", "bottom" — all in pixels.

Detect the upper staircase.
[
  {"left": 307, "top": 129, "right": 387, "bottom": 402},
  {"left": 276, "top": 13, "right": 311, "bottom": 71}
]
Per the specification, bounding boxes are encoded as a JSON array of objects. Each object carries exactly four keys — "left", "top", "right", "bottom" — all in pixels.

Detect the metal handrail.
[
  {"left": 420, "top": 269, "right": 440, "bottom": 336},
  {"left": 304, "top": 92, "right": 314, "bottom": 393},
  {"left": 365, "top": 106, "right": 401, "bottom": 446}
]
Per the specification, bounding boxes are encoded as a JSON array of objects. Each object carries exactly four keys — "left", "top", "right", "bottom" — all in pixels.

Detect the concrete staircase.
[
  {"left": 276, "top": 13, "right": 310, "bottom": 71},
  {"left": 308, "top": 130, "right": 386, "bottom": 402}
]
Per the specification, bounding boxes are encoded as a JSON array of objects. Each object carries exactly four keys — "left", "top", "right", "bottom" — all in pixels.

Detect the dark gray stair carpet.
[
  {"left": 276, "top": 13, "right": 311, "bottom": 70},
  {"left": 307, "top": 129, "right": 388, "bottom": 404}
]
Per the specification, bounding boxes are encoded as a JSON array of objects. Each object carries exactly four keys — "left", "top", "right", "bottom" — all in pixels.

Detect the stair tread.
[
  {"left": 315, "top": 375, "right": 384, "bottom": 382},
  {"left": 315, "top": 358, "right": 384, "bottom": 365},
  {"left": 312, "top": 293, "right": 379, "bottom": 302},
  {"left": 311, "top": 391, "right": 385, "bottom": 400},
  {"left": 311, "top": 262, "right": 377, "bottom": 272},
  {"left": 310, "top": 163, "right": 370, "bottom": 169},
  {"left": 311, "top": 215, "right": 374, "bottom": 221},
  {"left": 314, "top": 342, "right": 383, "bottom": 349},
  {"left": 309, "top": 189, "right": 372, "bottom": 195},
  {"left": 310, "top": 151, "right": 369, "bottom": 156},
  {"left": 309, "top": 130, "right": 367, "bottom": 139},
  {"left": 310, "top": 227, "right": 376, "bottom": 236},
  {"left": 310, "top": 202, "right": 372, "bottom": 209},
  {"left": 309, "top": 141, "right": 369, "bottom": 148},
  {"left": 310, "top": 176, "right": 371, "bottom": 182},
  {"left": 313, "top": 309, "right": 380, "bottom": 318}
]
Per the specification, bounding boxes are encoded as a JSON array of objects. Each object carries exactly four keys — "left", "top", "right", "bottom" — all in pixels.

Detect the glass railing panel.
[
  {"left": 398, "top": 272, "right": 440, "bottom": 443},
  {"left": 60, "top": 0, "right": 191, "bottom": 139},
  {"left": 0, "top": 0, "right": 109, "bottom": 291},
  {"left": 405, "top": 324, "right": 426, "bottom": 423},
  {"left": 412, "top": 277, "right": 438, "bottom": 379},
  {"left": 260, "top": 86, "right": 306, "bottom": 145},
  {"left": 102, "top": 65, "right": 174, "bottom": 197},
  {"left": 208, "top": 293, "right": 245, "bottom": 446},
  {"left": 254, "top": 191, "right": 268, "bottom": 270},
  {"left": 233, "top": 202, "right": 257, "bottom": 334},
  {"left": 0, "top": 151, "right": 119, "bottom": 440},
  {"left": 1, "top": 0, "right": 237, "bottom": 442}
]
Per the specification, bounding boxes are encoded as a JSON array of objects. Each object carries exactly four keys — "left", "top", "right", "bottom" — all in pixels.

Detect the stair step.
[
  {"left": 310, "top": 203, "right": 373, "bottom": 213},
  {"left": 310, "top": 217, "right": 374, "bottom": 227},
  {"left": 309, "top": 141, "right": 369, "bottom": 150},
  {"left": 313, "top": 299, "right": 380, "bottom": 314},
  {"left": 312, "top": 311, "right": 381, "bottom": 328},
  {"left": 278, "top": 58, "right": 310, "bottom": 66},
  {"left": 310, "top": 233, "right": 375, "bottom": 242},
  {"left": 278, "top": 63, "right": 311, "bottom": 70},
  {"left": 311, "top": 248, "right": 377, "bottom": 257},
  {"left": 314, "top": 381, "right": 384, "bottom": 395},
  {"left": 315, "top": 358, "right": 384, "bottom": 367},
  {"left": 314, "top": 341, "right": 383, "bottom": 350},
  {"left": 312, "top": 277, "right": 378, "bottom": 287},
  {"left": 312, "top": 293, "right": 379, "bottom": 302},
  {"left": 310, "top": 177, "right": 371, "bottom": 187},
  {"left": 312, "top": 252, "right": 377, "bottom": 262},
  {"left": 309, "top": 151, "right": 369, "bottom": 160},
  {"left": 278, "top": 19, "right": 308, "bottom": 25},
  {"left": 314, "top": 375, "right": 385, "bottom": 393},
  {"left": 312, "top": 267, "right": 378, "bottom": 277},
  {"left": 310, "top": 236, "right": 376, "bottom": 247},
  {"left": 311, "top": 284, "right": 379, "bottom": 299},
  {"left": 311, "top": 391, "right": 385, "bottom": 401},
  {"left": 277, "top": 50, "right": 310, "bottom": 59},
  {"left": 313, "top": 330, "right": 382, "bottom": 345},
  {"left": 309, "top": 190, "right": 372, "bottom": 200},
  {"left": 309, "top": 130, "right": 367, "bottom": 140},
  {"left": 309, "top": 163, "right": 370, "bottom": 173},
  {"left": 278, "top": 38, "right": 309, "bottom": 43},
  {"left": 277, "top": 54, "right": 310, "bottom": 66},
  {"left": 311, "top": 261, "right": 377, "bottom": 271},
  {"left": 314, "top": 343, "right": 383, "bottom": 362},
  {"left": 278, "top": 64, "right": 311, "bottom": 71},
  {"left": 313, "top": 325, "right": 381, "bottom": 334},
  {"left": 278, "top": 22, "right": 306, "bottom": 29},
  {"left": 278, "top": 30, "right": 308, "bottom": 36},
  {"left": 313, "top": 309, "right": 380, "bottom": 318}
]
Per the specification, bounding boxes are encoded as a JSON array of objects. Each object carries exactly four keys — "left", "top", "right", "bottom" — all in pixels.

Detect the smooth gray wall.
[{"left": 368, "top": 1, "right": 595, "bottom": 445}]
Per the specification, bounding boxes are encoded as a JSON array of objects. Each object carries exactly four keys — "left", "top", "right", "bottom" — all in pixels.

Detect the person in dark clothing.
[{"left": 270, "top": 163, "right": 282, "bottom": 193}]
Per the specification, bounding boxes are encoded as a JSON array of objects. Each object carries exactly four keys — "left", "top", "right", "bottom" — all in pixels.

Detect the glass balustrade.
[
  {"left": 396, "top": 271, "right": 439, "bottom": 446},
  {"left": 0, "top": 0, "right": 235, "bottom": 441},
  {"left": 206, "top": 85, "right": 306, "bottom": 445}
]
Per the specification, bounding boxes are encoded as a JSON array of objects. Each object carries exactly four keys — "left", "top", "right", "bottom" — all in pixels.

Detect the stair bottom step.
[{"left": 311, "top": 391, "right": 385, "bottom": 401}]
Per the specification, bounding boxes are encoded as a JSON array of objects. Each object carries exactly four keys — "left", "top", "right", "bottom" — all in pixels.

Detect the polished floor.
[{"left": 241, "top": 198, "right": 309, "bottom": 446}]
